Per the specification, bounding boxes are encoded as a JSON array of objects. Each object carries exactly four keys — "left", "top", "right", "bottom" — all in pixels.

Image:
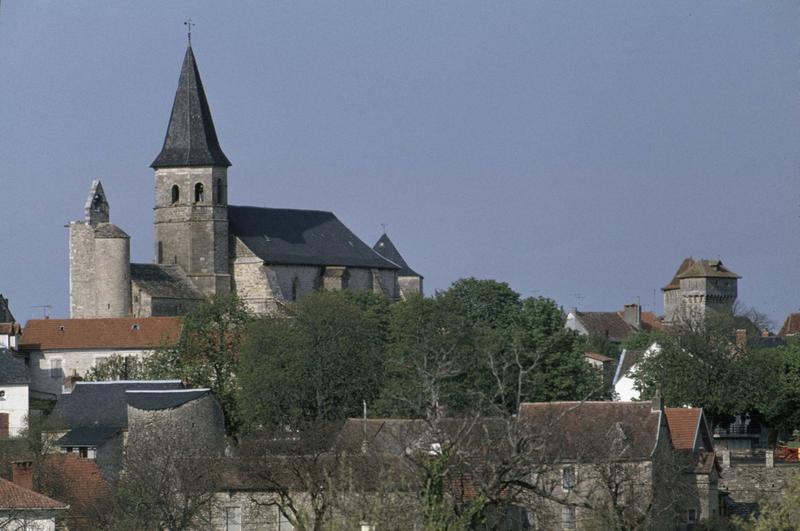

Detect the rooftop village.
[{"left": 2, "top": 45, "right": 798, "bottom": 531}]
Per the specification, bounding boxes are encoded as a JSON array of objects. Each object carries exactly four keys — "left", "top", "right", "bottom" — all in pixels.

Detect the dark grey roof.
[
  {"left": 55, "top": 426, "right": 119, "bottom": 447},
  {"left": 612, "top": 349, "right": 646, "bottom": 385},
  {"left": 151, "top": 46, "right": 231, "bottom": 169},
  {"left": 52, "top": 381, "right": 183, "bottom": 429},
  {"left": 228, "top": 206, "right": 399, "bottom": 269},
  {"left": 130, "top": 263, "right": 205, "bottom": 300},
  {"left": 126, "top": 389, "right": 210, "bottom": 411},
  {"left": 373, "top": 233, "right": 421, "bottom": 278},
  {"left": 94, "top": 223, "right": 129, "bottom": 239},
  {"left": 0, "top": 348, "right": 28, "bottom": 385}
]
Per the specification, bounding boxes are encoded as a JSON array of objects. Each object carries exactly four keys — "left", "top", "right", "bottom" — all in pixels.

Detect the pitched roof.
[
  {"left": 0, "top": 477, "right": 67, "bottom": 510},
  {"left": 151, "top": 46, "right": 231, "bottom": 169},
  {"left": 517, "top": 401, "right": 663, "bottom": 462},
  {"left": 126, "top": 388, "right": 210, "bottom": 410},
  {"left": 131, "top": 263, "right": 205, "bottom": 301},
  {"left": 0, "top": 347, "right": 29, "bottom": 384},
  {"left": 0, "top": 294, "right": 15, "bottom": 323},
  {"left": 574, "top": 312, "right": 632, "bottom": 342},
  {"left": 229, "top": 206, "right": 400, "bottom": 269},
  {"left": 663, "top": 257, "right": 695, "bottom": 291},
  {"left": 584, "top": 351, "right": 614, "bottom": 363},
  {"left": 51, "top": 381, "right": 183, "bottom": 429},
  {"left": 20, "top": 316, "right": 182, "bottom": 350},
  {"left": 93, "top": 223, "right": 129, "bottom": 239},
  {"left": 664, "top": 408, "right": 702, "bottom": 451},
  {"left": 675, "top": 259, "right": 739, "bottom": 280},
  {"left": 779, "top": 313, "right": 800, "bottom": 337},
  {"left": 41, "top": 454, "right": 110, "bottom": 522},
  {"left": 372, "top": 233, "right": 421, "bottom": 277},
  {"left": 55, "top": 426, "right": 120, "bottom": 448},
  {"left": 612, "top": 348, "right": 646, "bottom": 385}
]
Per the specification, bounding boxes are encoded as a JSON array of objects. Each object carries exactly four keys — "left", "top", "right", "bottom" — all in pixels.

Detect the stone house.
[
  {"left": 565, "top": 303, "right": 661, "bottom": 344},
  {"left": 19, "top": 316, "right": 182, "bottom": 396},
  {"left": 0, "top": 461, "right": 68, "bottom": 531},
  {"left": 68, "top": 44, "right": 422, "bottom": 319},
  {"left": 0, "top": 347, "right": 30, "bottom": 438}
]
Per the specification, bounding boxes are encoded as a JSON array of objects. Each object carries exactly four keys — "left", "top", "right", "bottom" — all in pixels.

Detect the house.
[
  {"left": 0, "top": 295, "right": 21, "bottom": 350},
  {"left": 611, "top": 343, "right": 660, "bottom": 401},
  {"left": 583, "top": 351, "right": 614, "bottom": 370},
  {"left": 664, "top": 408, "right": 720, "bottom": 525},
  {"left": 48, "top": 380, "right": 184, "bottom": 480},
  {"left": 565, "top": 303, "right": 661, "bottom": 343},
  {"left": 19, "top": 316, "right": 182, "bottom": 395},
  {"left": 38, "top": 454, "right": 110, "bottom": 530},
  {"left": 0, "top": 461, "right": 68, "bottom": 531},
  {"left": 517, "top": 398, "right": 685, "bottom": 530},
  {"left": 0, "top": 348, "right": 30, "bottom": 438}
]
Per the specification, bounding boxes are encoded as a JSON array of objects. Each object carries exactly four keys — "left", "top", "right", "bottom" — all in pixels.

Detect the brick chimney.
[
  {"left": 735, "top": 329, "right": 748, "bottom": 351},
  {"left": 623, "top": 303, "right": 642, "bottom": 329},
  {"left": 11, "top": 460, "right": 33, "bottom": 491}
]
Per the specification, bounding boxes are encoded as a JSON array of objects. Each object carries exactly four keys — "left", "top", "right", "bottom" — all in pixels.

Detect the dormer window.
[
  {"left": 171, "top": 185, "right": 180, "bottom": 204},
  {"left": 194, "top": 183, "right": 204, "bottom": 203}
]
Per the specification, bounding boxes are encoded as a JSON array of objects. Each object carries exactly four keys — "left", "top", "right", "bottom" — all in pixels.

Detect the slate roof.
[
  {"left": 676, "top": 259, "right": 739, "bottom": 280},
  {"left": 51, "top": 381, "right": 183, "bottom": 429},
  {"left": 55, "top": 426, "right": 120, "bottom": 448},
  {"left": 612, "top": 348, "right": 646, "bottom": 385},
  {"left": 517, "top": 401, "right": 663, "bottom": 462},
  {"left": 131, "top": 263, "right": 205, "bottom": 300},
  {"left": 20, "top": 317, "right": 182, "bottom": 350},
  {"left": 93, "top": 223, "right": 129, "bottom": 239},
  {"left": 372, "top": 233, "right": 421, "bottom": 277},
  {"left": 151, "top": 46, "right": 231, "bottom": 169},
  {"left": 0, "top": 347, "right": 29, "bottom": 384},
  {"left": 779, "top": 313, "right": 800, "bottom": 337},
  {"left": 126, "top": 388, "right": 210, "bottom": 410},
  {"left": 229, "top": 206, "right": 400, "bottom": 269},
  {"left": 0, "top": 477, "right": 67, "bottom": 510}
]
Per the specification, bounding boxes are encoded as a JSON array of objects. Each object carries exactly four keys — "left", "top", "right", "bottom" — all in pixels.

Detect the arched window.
[
  {"left": 171, "top": 185, "right": 179, "bottom": 204},
  {"left": 215, "top": 178, "right": 223, "bottom": 205},
  {"left": 194, "top": 183, "right": 204, "bottom": 203}
]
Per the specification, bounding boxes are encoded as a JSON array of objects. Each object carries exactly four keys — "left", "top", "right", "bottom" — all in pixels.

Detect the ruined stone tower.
[
  {"left": 151, "top": 45, "right": 231, "bottom": 298},
  {"left": 69, "top": 181, "right": 132, "bottom": 318}
]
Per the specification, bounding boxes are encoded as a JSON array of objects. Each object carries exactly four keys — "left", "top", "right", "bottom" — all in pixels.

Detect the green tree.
[
  {"left": 735, "top": 471, "right": 800, "bottom": 530},
  {"left": 238, "top": 291, "right": 386, "bottom": 431},
  {"left": 147, "top": 294, "right": 253, "bottom": 436},
  {"left": 446, "top": 277, "right": 521, "bottom": 330},
  {"left": 84, "top": 354, "right": 147, "bottom": 381}
]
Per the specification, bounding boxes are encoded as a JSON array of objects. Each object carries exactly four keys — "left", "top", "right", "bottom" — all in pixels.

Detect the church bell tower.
[{"left": 151, "top": 45, "right": 231, "bottom": 297}]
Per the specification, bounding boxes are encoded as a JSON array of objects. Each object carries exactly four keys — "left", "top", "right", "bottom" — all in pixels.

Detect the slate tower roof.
[
  {"left": 151, "top": 46, "right": 231, "bottom": 169},
  {"left": 373, "top": 233, "right": 421, "bottom": 277}
]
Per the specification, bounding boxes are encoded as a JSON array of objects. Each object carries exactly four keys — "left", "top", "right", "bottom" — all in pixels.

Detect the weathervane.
[{"left": 184, "top": 18, "right": 195, "bottom": 45}]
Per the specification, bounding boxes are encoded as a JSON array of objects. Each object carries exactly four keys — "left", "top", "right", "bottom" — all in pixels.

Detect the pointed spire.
[
  {"left": 373, "top": 233, "right": 421, "bottom": 278},
  {"left": 151, "top": 46, "right": 231, "bottom": 169}
]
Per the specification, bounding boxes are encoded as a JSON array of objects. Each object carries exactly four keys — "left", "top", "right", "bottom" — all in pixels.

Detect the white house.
[
  {"left": 0, "top": 348, "right": 30, "bottom": 438},
  {"left": 612, "top": 342, "right": 661, "bottom": 401},
  {"left": 19, "top": 316, "right": 182, "bottom": 396}
]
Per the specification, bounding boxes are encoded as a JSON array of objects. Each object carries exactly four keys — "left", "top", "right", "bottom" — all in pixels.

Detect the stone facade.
[{"left": 662, "top": 258, "right": 739, "bottom": 324}]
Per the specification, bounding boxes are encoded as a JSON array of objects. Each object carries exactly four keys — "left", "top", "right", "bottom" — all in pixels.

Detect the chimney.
[
  {"left": 11, "top": 460, "right": 33, "bottom": 491},
  {"left": 623, "top": 303, "right": 642, "bottom": 329},
  {"left": 735, "top": 329, "right": 748, "bottom": 351}
]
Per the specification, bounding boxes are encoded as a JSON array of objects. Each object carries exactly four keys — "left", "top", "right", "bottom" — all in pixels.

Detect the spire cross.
[{"left": 184, "top": 18, "right": 195, "bottom": 45}]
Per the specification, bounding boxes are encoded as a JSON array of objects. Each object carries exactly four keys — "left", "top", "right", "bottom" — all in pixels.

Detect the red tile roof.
[
  {"left": 20, "top": 317, "right": 182, "bottom": 350},
  {"left": 665, "top": 408, "right": 701, "bottom": 450},
  {"left": 40, "top": 455, "right": 110, "bottom": 526},
  {"left": 0, "top": 477, "right": 67, "bottom": 510},
  {"left": 780, "top": 313, "right": 800, "bottom": 337}
]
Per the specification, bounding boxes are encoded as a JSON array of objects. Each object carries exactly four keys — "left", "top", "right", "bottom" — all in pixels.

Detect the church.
[{"left": 68, "top": 45, "right": 422, "bottom": 318}]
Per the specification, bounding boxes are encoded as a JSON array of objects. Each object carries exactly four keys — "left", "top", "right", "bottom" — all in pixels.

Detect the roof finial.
[
  {"left": 184, "top": 18, "right": 195, "bottom": 46},
  {"left": 380, "top": 223, "right": 388, "bottom": 234}
]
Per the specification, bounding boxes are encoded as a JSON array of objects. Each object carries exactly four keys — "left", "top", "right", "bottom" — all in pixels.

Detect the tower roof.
[
  {"left": 373, "top": 233, "right": 421, "bottom": 277},
  {"left": 151, "top": 46, "right": 231, "bottom": 169},
  {"left": 676, "top": 259, "right": 740, "bottom": 280}
]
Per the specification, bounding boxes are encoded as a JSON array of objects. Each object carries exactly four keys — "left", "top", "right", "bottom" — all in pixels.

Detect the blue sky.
[{"left": 1, "top": 1, "right": 798, "bottom": 325}]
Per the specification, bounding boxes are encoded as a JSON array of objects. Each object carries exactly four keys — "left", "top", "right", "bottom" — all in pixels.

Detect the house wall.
[
  {"left": 564, "top": 312, "right": 588, "bottom": 336},
  {"left": 26, "top": 348, "right": 151, "bottom": 396},
  {"left": 0, "top": 511, "right": 59, "bottom": 531},
  {"left": 614, "top": 375, "right": 640, "bottom": 402},
  {"left": 0, "top": 383, "right": 28, "bottom": 437},
  {"left": 398, "top": 275, "right": 422, "bottom": 299}
]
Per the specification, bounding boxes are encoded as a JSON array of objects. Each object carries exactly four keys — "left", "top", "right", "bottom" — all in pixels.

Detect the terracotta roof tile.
[
  {"left": 41, "top": 454, "right": 110, "bottom": 524},
  {"left": 20, "top": 317, "right": 182, "bottom": 350},
  {"left": 0, "top": 477, "right": 67, "bottom": 510},
  {"left": 665, "top": 408, "right": 701, "bottom": 450},
  {"left": 780, "top": 313, "right": 800, "bottom": 337}
]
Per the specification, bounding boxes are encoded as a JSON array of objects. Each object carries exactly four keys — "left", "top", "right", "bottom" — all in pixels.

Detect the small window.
[
  {"left": 562, "top": 506, "right": 576, "bottom": 529},
  {"left": 157, "top": 241, "right": 164, "bottom": 264},
  {"left": 79, "top": 447, "right": 88, "bottom": 458},
  {"left": 562, "top": 466, "right": 576, "bottom": 490},
  {"left": 215, "top": 178, "right": 224, "bottom": 204},
  {"left": 224, "top": 506, "right": 242, "bottom": 531},
  {"left": 171, "top": 185, "right": 180, "bottom": 204},
  {"left": 687, "top": 508, "right": 697, "bottom": 523},
  {"left": 194, "top": 183, "right": 204, "bottom": 203},
  {"left": 50, "top": 359, "right": 62, "bottom": 379}
]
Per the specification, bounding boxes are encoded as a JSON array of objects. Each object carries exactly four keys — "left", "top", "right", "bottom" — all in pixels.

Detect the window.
[
  {"left": 224, "top": 506, "right": 242, "bottom": 531},
  {"left": 562, "top": 466, "right": 576, "bottom": 490},
  {"left": 194, "top": 182, "right": 204, "bottom": 203},
  {"left": 687, "top": 508, "right": 697, "bottom": 523},
  {"left": 49, "top": 358, "right": 62, "bottom": 379},
  {"left": 291, "top": 277, "right": 300, "bottom": 301},
  {"left": 157, "top": 241, "right": 164, "bottom": 264},
  {"left": 562, "top": 506, "right": 576, "bottom": 529},
  {"left": 215, "top": 178, "right": 224, "bottom": 204},
  {"left": 79, "top": 447, "right": 88, "bottom": 458},
  {"left": 171, "top": 185, "right": 180, "bottom": 204}
]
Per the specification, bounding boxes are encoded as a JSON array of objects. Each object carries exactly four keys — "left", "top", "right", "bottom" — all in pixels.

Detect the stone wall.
[
  {"left": 68, "top": 222, "right": 96, "bottom": 318},
  {"left": 718, "top": 460, "right": 797, "bottom": 516}
]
